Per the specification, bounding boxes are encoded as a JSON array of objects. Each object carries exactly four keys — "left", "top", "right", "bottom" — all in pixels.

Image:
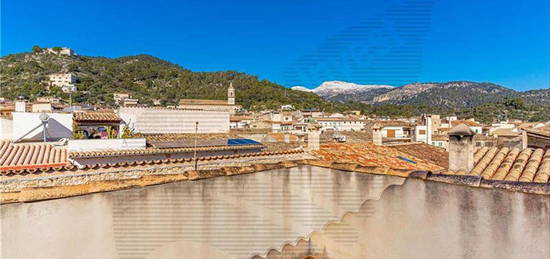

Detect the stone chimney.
[
  {"left": 372, "top": 123, "right": 383, "bottom": 146},
  {"left": 307, "top": 127, "right": 320, "bottom": 151},
  {"left": 521, "top": 129, "right": 528, "bottom": 150},
  {"left": 426, "top": 115, "right": 432, "bottom": 145},
  {"left": 448, "top": 124, "right": 475, "bottom": 173}
]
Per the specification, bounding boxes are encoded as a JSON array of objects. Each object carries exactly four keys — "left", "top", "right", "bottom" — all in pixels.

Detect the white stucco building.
[
  {"left": 315, "top": 117, "right": 365, "bottom": 132},
  {"left": 46, "top": 47, "right": 76, "bottom": 56},
  {"left": 48, "top": 73, "right": 77, "bottom": 93},
  {"left": 118, "top": 107, "right": 230, "bottom": 134}
]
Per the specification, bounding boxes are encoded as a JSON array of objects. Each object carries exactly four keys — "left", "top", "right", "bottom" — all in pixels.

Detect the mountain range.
[
  {"left": 293, "top": 81, "right": 550, "bottom": 108},
  {"left": 291, "top": 81, "right": 394, "bottom": 103}
]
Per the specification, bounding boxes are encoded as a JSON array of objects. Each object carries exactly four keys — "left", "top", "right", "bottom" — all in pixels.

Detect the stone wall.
[{"left": 0, "top": 152, "right": 307, "bottom": 193}]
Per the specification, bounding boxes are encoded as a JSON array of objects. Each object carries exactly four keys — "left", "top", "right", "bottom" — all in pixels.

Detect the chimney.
[
  {"left": 426, "top": 115, "right": 432, "bottom": 145},
  {"left": 372, "top": 123, "right": 383, "bottom": 145},
  {"left": 15, "top": 101, "right": 26, "bottom": 112},
  {"left": 521, "top": 130, "right": 528, "bottom": 150},
  {"left": 307, "top": 127, "right": 320, "bottom": 151},
  {"left": 448, "top": 124, "right": 476, "bottom": 173}
]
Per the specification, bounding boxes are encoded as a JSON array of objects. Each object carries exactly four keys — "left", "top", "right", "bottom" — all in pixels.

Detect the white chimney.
[
  {"left": 372, "top": 123, "right": 383, "bottom": 145},
  {"left": 448, "top": 124, "right": 476, "bottom": 173},
  {"left": 15, "top": 101, "right": 26, "bottom": 112},
  {"left": 426, "top": 115, "right": 432, "bottom": 145}
]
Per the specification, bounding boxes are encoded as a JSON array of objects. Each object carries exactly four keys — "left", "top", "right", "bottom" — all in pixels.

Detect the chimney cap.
[
  {"left": 449, "top": 124, "right": 475, "bottom": 136},
  {"left": 371, "top": 123, "right": 382, "bottom": 130}
]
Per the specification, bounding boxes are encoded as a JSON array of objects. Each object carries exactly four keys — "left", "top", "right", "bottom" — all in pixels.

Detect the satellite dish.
[{"left": 14, "top": 113, "right": 51, "bottom": 143}]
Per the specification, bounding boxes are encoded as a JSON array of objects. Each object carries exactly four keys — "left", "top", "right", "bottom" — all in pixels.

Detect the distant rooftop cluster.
[{"left": 0, "top": 82, "right": 549, "bottom": 203}]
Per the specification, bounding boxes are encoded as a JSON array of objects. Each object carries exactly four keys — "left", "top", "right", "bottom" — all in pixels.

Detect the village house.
[
  {"left": 313, "top": 116, "right": 365, "bottom": 132},
  {"left": 373, "top": 120, "right": 414, "bottom": 139},
  {"left": 113, "top": 93, "right": 139, "bottom": 106},
  {"left": 48, "top": 73, "right": 77, "bottom": 93},
  {"left": 300, "top": 108, "right": 323, "bottom": 118},
  {"left": 450, "top": 119, "right": 483, "bottom": 134},
  {"left": 36, "top": 96, "right": 60, "bottom": 104},
  {"left": 73, "top": 111, "right": 123, "bottom": 139},
  {"left": 229, "top": 115, "right": 253, "bottom": 129},
  {"left": 113, "top": 93, "right": 131, "bottom": 104}
]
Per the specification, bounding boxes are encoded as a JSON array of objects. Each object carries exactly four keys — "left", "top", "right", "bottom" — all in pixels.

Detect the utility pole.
[{"left": 193, "top": 121, "right": 199, "bottom": 170}]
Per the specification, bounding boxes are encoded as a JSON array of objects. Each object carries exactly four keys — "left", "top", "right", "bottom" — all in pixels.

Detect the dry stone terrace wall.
[{"left": 0, "top": 152, "right": 307, "bottom": 193}]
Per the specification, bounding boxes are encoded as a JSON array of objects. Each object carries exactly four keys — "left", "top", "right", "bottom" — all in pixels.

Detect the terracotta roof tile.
[
  {"left": 451, "top": 120, "right": 482, "bottom": 127},
  {"left": 314, "top": 143, "right": 444, "bottom": 172},
  {"left": 73, "top": 112, "right": 121, "bottom": 122},
  {"left": 388, "top": 143, "right": 448, "bottom": 168},
  {"left": 448, "top": 147, "right": 550, "bottom": 183},
  {"left": 178, "top": 99, "right": 231, "bottom": 106},
  {"left": 0, "top": 140, "right": 68, "bottom": 170},
  {"left": 69, "top": 144, "right": 263, "bottom": 158}
]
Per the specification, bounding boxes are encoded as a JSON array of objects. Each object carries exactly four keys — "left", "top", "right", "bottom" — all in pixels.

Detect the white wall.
[
  {"left": 382, "top": 126, "right": 405, "bottom": 138},
  {"left": 119, "top": 108, "right": 230, "bottom": 134},
  {"left": 12, "top": 112, "right": 73, "bottom": 141},
  {"left": 0, "top": 118, "right": 13, "bottom": 140},
  {"left": 318, "top": 120, "right": 364, "bottom": 132},
  {"left": 415, "top": 125, "right": 428, "bottom": 142},
  {"left": 68, "top": 138, "right": 146, "bottom": 152}
]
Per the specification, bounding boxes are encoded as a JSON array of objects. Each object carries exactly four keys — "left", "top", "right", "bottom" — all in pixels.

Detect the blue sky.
[{"left": 1, "top": 0, "right": 548, "bottom": 90}]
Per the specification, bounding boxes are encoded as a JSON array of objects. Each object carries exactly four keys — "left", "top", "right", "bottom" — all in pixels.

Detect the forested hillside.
[{"left": 0, "top": 48, "right": 330, "bottom": 110}]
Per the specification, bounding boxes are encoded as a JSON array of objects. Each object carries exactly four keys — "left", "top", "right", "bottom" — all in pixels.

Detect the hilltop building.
[
  {"left": 113, "top": 93, "right": 139, "bottom": 107},
  {"left": 178, "top": 82, "right": 241, "bottom": 114},
  {"left": 46, "top": 47, "right": 76, "bottom": 56}
]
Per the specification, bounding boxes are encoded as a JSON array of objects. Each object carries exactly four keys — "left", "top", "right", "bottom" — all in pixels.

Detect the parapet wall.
[{"left": 0, "top": 151, "right": 307, "bottom": 196}]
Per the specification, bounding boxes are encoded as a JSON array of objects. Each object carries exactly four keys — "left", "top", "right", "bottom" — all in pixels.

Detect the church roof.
[{"left": 178, "top": 99, "right": 231, "bottom": 106}]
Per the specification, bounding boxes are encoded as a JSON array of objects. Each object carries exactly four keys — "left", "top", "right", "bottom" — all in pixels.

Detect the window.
[
  {"left": 419, "top": 130, "right": 426, "bottom": 135},
  {"left": 387, "top": 129, "right": 396, "bottom": 138}
]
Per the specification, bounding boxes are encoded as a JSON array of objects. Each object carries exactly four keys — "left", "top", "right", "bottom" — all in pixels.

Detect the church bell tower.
[{"left": 228, "top": 82, "right": 235, "bottom": 105}]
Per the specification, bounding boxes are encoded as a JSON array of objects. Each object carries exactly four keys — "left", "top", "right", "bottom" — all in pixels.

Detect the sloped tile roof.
[
  {"left": 1, "top": 149, "right": 304, "bottom": 176},
  {"left": 178, "top": 99, "right": 231, "bottom": 106},
  {"left": 314, "top": 143, "right": 444, "bottom": 171},
  {"left": 388, "top": 143, "right": 448, "bottom": 168},
  {"left": 448, "top": 147, "right": 550, "bottom": 183},
  {"left": 451, "top": 120, "right": 482, "bottom": 127},
  {"left": 0, "top": 140, "right": 69, "bottom": 170},
  {"left": 73, "top": 112, "right": 121, "bottom": 122},
  {"left": 69, "top": 144, "right": 264, "bottom": 158}
]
